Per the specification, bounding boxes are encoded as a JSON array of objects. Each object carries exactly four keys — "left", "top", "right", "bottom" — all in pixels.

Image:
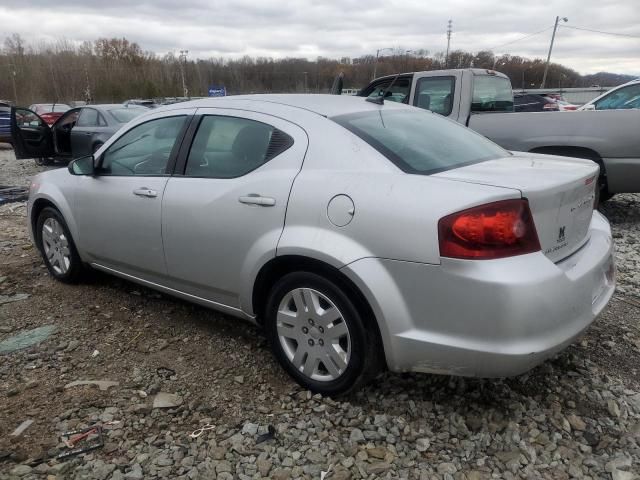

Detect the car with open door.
[{"left": 10, "top": 104, "right": 148, "bottom": 165}]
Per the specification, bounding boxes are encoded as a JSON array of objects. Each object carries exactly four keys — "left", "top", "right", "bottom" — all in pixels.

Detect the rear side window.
[
  {"left": 413, "top": 76, "right": 454, "bottom": 115},
  {"left": 77, "top": 108, "right": 99, "bottom": 127},
  {"left": 184, "top": 116, "right": 293, "bottom": 178},
  {"left": 472, "top": 76, "right": 514, "bottom": 112},
  {"left": 332, "top": 109, "right": 508, "bottom": 175}
]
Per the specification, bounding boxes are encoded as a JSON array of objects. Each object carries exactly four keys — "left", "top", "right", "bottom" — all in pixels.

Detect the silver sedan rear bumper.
[{"left": 342, "top": 211, "right": 615, "bottom": 377}]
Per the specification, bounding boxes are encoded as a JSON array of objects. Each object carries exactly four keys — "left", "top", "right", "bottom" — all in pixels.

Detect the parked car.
[
  {"left": 0, "top": 102, "right": 11, "bottom": 145},
  {"left": 514, "top": 93, "right": 560, "bottom": 112},
  {"left": 27, "top": 95, "right": 615, "bottom": 394},
  {"left": 11, "top": 104, "right": 148, "bottom": 164},
  {"left": 579, "top": 79, "right": 640, "bottom": 111},
  {"left": 359, "top": 69, "right": 640, "bottom": 199},
  {"left": 28, "top": 103, "right": 71, "bottom": 126}
]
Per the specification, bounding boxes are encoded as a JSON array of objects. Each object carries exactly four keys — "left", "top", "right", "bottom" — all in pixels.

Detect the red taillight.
[{"left": 438, "top": 199, "right": 541, "bottom": 260}]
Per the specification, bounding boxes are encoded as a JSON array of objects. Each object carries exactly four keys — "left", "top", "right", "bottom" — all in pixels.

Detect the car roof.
[
  {"left": 159, "top": 94, "right": 410, "bottom": 117},
  {"left": 84, "top": 104, "right": 148, "bottom": 111}
]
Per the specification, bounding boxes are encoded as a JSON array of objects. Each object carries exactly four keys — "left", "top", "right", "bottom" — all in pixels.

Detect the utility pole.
[
  {"left": 445, "top": 19, "right": 452, "bottom": 68},
  {"left": 372, "top": 47, "right": 394, "bottom": 80},
  {"left": 9, "top": 64, "right": 18, "bottom": 105},
  {"left": 541, "top": 16, "right": 567, "bottom": 88},
  {"left": 47, "top": 52, "right": 60, "bottom": 102},
  {"left": 179, "top": 50, "right": 189, "bottom": 98},
  {"left": 84, "top": 65, "right": 92, "bottom": 104}
]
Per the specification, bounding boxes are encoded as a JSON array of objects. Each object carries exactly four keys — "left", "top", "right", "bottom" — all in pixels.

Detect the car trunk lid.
[{"left": 434, "top": 153, "right": 598, "bottom": 262}]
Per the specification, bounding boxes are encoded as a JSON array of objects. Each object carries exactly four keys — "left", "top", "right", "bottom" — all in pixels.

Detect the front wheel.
[
  {"left": 265, "top": 272, "right": 380, "bottom": 396},
  {"left": 35, "top": 207, "right": 84, "bottom": 283}
]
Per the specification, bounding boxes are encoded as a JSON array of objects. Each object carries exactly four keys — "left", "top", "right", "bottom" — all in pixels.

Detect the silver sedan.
[{"left": 27, "top": 95, "right": 615, "bottom": 395}]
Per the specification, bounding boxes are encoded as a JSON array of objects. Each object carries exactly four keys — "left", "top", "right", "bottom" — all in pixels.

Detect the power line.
[
  {"left": 487, "top": 26, "right": 554, "bottom": 51},
  {"left": 560, "top": 24, "right": 640, "bottom": 39}
]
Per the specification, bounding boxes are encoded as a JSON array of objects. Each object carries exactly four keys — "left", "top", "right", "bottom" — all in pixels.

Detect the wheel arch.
[
  {"left": 528, "top": 145, "right": 604, "bottom": 167},
  {"left": 252, "top": 254, "right": 386, "bottom": 361}
]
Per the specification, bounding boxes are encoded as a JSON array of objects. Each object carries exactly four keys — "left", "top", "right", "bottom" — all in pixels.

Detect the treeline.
[{"left": 0, "top": 34, "right": 635, "bottom": 105}]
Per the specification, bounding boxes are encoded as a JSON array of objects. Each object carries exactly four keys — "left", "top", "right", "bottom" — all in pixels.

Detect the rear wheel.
[
  {"left": 265, "top": 272, "right": 380, "bottom": 395},
  {"left": 35, "top": 207, "right": 84, "bottom": 283}
]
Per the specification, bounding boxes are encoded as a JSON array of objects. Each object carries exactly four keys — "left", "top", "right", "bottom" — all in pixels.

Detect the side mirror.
[{"left": 68, "top": 155, "right": 95, "bottom": 175}]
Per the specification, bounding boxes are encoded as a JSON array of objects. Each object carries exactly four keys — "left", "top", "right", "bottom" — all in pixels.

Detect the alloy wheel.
[
  {"left": 276, "top": 288, "right": 351, "bottom": 382},
  {"left": 41, "top": 217, "right": 71, "bottom": 275}
]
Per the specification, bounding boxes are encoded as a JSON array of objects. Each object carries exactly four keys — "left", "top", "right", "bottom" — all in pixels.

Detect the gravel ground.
[{"left": 1, "top": 149, "right": 639, "bottom": 480}]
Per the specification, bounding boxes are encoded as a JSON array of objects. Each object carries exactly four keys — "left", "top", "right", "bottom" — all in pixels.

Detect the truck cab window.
[
  {"left": 471, "top": 76, "right": 514, "bottom": 113},
  {"left": 364, "top": 77, "right": 412, "bottom": 104},
  {"left": 413, "top": 77, "right": 455, "bottom": 116}
]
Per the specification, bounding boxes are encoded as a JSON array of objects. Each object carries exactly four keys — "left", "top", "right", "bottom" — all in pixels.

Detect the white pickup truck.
[{"left": 358, "top": 69, "right": 640, "bottom": 198}]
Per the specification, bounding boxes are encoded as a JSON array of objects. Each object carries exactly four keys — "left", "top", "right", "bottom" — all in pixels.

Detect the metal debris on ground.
[
  {"left": 0, "top": 325, "right": 56, "bottom": 355},
  {"left": 58, "top": 425, "right": 104, "bottom": 459},
  {"left": 0, "top": 186, "right": 29, "bottom": 205},
  {"left": 189, "top": 424, "right": 215, "bottom": 439}
]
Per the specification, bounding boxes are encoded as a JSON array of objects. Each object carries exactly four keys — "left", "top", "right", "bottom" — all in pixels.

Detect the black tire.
[
  {"left": 35, "top": 207, "right": 84, "bottom": 283},
  {"left": 264, "top": 271, "right": 380, "bottom": 396},
  {"left": 35, "top": 157, "right": 54, "bottom": 166}
]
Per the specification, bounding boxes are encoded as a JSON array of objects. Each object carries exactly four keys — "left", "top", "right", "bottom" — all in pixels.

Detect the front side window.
[
  {"left": 76, "top": 108, "right": 99, "bottom": 127},
  {"left": 184, "top": 116, "right": 292, "bottom": 178},
  {"left": 413, "top": 76, "right": 455, "bottom": 115},
  {"left": 364, "top": 77, "right": 412, "bottom": 104},
  {"left": 471, "top": 75, "right": 514, "bottom": 112},
  {"left": 99, "top": 116, "right": 186, "bottom": 176},
  {"left": 595, "top": 84, "right": 640, "bottom": 110},
  {"left": 332, "top": 109, "right": 508, "bottom": 175},
  {"left": 15, "top": 108, "right": 45, "bottom": 128}
]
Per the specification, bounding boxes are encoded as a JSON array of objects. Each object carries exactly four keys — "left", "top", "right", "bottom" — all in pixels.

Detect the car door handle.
[
  {"left": 133, "top": 188, "right": 158, "bottom": 198},
  {"left": 238, "top": 194, "right": 276, "bottom": 207}
]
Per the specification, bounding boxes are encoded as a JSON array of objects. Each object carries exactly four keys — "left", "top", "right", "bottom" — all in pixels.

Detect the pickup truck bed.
[{"left": 359, "top": 68, "right": 640, "bottom": 195}]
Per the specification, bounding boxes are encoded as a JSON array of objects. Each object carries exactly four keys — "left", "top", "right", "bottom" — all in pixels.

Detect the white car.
[
  {"left": 579, "top": 79, "right": 640, "bottom": 111},
  {"left": 26, "top": 95, "right": 615, "bottom": 394}
]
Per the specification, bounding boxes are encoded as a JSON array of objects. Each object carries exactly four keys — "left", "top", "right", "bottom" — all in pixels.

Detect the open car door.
[{"left": 10, "top": 107, "right": 55, "bottom": 160}]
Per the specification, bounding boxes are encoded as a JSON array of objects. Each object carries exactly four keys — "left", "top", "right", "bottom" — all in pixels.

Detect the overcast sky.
[{"left": 2, "top": 0, "right": 639, "bottom": 75}]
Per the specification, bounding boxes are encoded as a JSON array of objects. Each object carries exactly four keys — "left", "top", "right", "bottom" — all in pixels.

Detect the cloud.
[{"left": 1, "top": 0, "right": 638, "bottom": 74}]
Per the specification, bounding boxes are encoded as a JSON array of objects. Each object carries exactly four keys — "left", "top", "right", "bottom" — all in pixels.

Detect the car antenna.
[{"left": 366, "top": 74, "right": 400, "bottom": 105}]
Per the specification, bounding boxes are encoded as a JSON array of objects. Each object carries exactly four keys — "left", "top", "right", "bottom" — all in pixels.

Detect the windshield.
[
  {"left": 471, "top": 76, "right": 514, "bottom": 112},
  {"left": 332, "top": 109, "right": 508, "bottom": 175},
  {"left": 109, "top": 107, "right": 147, "bottom": 123}
]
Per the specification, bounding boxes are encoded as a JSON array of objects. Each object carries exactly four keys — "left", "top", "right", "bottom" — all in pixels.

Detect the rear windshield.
[
  {"left": 472, "top": 75, "right": 514, "bottom": 112},
  {"left": 331, "top": 109, "right": 508, "bottom": 175},
  {"left": 109, "top": 107, "right": 146, "bottom": 123}
]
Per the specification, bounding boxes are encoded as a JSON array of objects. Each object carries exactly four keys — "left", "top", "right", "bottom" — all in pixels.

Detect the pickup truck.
[{"left": 358, "top": 69, "right": 640, "bottom": 198}]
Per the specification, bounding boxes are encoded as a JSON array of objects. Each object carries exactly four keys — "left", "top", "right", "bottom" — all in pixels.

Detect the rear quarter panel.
[{"left": 278, "top": 118, "right": 520, "bottom": 267}]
